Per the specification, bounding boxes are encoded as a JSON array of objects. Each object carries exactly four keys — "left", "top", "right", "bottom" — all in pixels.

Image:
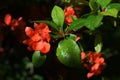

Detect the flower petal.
[
  {"left": 87, "top": 72, "right": 94, "bottom": 78},
  {"left": 4, "top": 14, "right": 12, "bottom": 25},
  {"left": 91, "top": 63, "right": 100, "bottom": 71},
  {"left": 32, "top": 41, "right": 43, "bottom": 51},
  {"left": 25, "top": 27, "right": 35, "bottom": 37},
  {"left": 31, "top": 33, "right": 41, "bottom": 41},
  {"left": 40, "top": 42, "right": 50, "bottom": 54}
]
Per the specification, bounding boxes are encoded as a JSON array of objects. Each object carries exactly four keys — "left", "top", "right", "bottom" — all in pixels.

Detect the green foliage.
[
  {"left": 68, "top": 18, "right": 85, "bottom": 31},
  {"left": 107, "top": 3, "right": 120, "bottom": 11},
  {"left": 89, "top": 0, "right": 99, "bottom": 11},
  {"left": 68, "top": 13, "right": 103, "bottom": 31},
  {"left": 85, "top": 14, "right": 103, "bottom": 30},
  {"left": 94, "top": 34, "right": 103, "bottom": 52},
  {"left": 101, "top": 8, "right": 118, "bottom": 18},
  {"left": 1, "top": 0, "right": 120, "bottom": 79},
  {"left": 96, "top": 0, "right": 111, "bottom": 8},
  {"left": 56, "top": 38, "right": 81, "bottom": 68},
  {"left": 32, "top": 51, "right": 46, "bottom": 67},
  {"left": 65, "top": 34, "right": 77, "bottom": 41},
  {"left": 51, "top": 5, "right": 65, "bottom": 30}
]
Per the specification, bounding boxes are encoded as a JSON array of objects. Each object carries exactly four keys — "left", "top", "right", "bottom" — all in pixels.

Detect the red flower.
[
  {"left": 4, "top": 14, "right": 23, "bottom": 30},
  {"left": 23, "top": 23, "right": 51, "bottom": 54},
  {"left": 81, "top": 51, "right": 105, "bottom": 78},
  {"left": 64, "top": 6, "right": 77, "bottom": 25}
]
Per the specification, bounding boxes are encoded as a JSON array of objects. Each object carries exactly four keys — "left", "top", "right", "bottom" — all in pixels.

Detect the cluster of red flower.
[
  {"left": 23, "top": 23, "right": 51, "bottom": 54},
  {"left": 64, "top": 6, "right": 77, "bottom": 25},
  {"left": 4, "top": 14, "right": 23, "bottom": 31},
  {"left": 81, "top": 51, "right": 105, "bottom": 78}
]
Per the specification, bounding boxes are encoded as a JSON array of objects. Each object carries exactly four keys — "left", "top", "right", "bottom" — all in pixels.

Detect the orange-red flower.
[
  {"left": 4, "top": 14, "right": 22, "bottom": 30},
  {"left": 23, "top": 23, "right": 51, "bottom": 54},
  {"left": 64, "top": 6, "right": 77, "bottom": 25},
  {"left": 81, "top": 51, "right": 105, "bottom": 78}
]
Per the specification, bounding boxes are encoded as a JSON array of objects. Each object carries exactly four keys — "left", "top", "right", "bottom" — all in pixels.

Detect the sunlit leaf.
[
  {"left": 51, "top": 5, "right": 65, "bottom": 29},
  {"left": 56, "top": 38, "right": 81, "bottom": 68},
  {"left": 107, "top": 3, "right": 120, "bottom": 11},
  {"left": 101, "top": 8, "right": 118, "bottom": 18}
]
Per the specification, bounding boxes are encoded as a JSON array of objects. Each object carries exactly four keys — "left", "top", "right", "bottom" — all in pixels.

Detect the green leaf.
[
  {"left": 89, "top": 0, "right": 99, "bottom": 11},
  {"left": 66, "top": 34, "right": 77, "bottom": 41},
  {"left": 96, "top": 0, "right": 111, "bottom": 8},
  {"left": 107, "top": 3, "right": 120, "bottom": 11},
  {"left": 70, "top": 15, "right": 77, "bottom": 21},
  {"left": 68, "top": 18, "right": 86, "bottom": 31},
  {"left": 68, "top": 14, "right": 103, "bottom": 31},
  {"left": 50, "top": 32, "right": 61, "bottom": 38},
  {"left": 94, "top": 34, "right": 103, "bottom": 52},
  {"left": 101, "top": 8, "right": 118, "bottom": 18},
  {"left": 33, "top": 75, "right": 44, "bottom": 80},
  {"left": 62, "top": 0, "right": 71, "bottom": 3},
  {"left": 85, "top": 14, "right": 103, "bottom": 30},
  {"left": 56, "top": 38, "right": 81, "bottom": 68},
  {"left": 51, "top": 5, "right": 65, "bottom": 28},
  {"left": 32, "top": 51, "right": 46, "bottom": 67},
  {"left": 33, "top": 20, "right": 58, "bottom": 31}
]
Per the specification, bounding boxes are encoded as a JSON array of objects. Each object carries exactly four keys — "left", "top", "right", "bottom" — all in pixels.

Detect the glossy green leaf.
[
  {"left": 85, "top": 14, "right": 103, "bottom": 30},
  {"left": 101, "top": 8, "right": 118, "bottom": 18},
  {"left": 94, "top": 34, "right": 103, "bottom": 52},
  {"left": 56, "top": 38, "right": 81, "bottom": 68},
  {"left": 51, "top": 5, "right": 65, "bottom": 28},
  {"left": 107, "top": 3, "right": 120, "bottom": 11},
  {"left": 96, "top": 0, "right": 111, "bottom": 8},
  {"left": 32, "top": 51, "right": 46, "bottom": 67},
  {"left": 33, "top": 20, "right": 58, "bottom": 31}
]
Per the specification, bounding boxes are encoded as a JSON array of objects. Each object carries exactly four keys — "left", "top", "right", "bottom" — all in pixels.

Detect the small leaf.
[
  {"left": 51, "top": 5, "right": 65, "bottom": 28},
  {"left": 96, "top": 0, "right": 111, "bottom": 8},
  {"left": 94, "top": 34, "right": 103, "bottom": 52},
  {"left": 101, "top": 8, "right": 118, "bottom": 18},
  {"left": 85, "top": 14, "right": 103, "bottom": 30},
  {"left": 32, "top": 51, "right": 46, "bottom": 67},
  {"left": 33, "top": 20, "right": 58, "bottom": 30},
  {"left": 107, "top": 3, "right": 120, "bottom": 11},
  {"left": 56, "top": 38, "right": 81, "bottom": 68}
]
